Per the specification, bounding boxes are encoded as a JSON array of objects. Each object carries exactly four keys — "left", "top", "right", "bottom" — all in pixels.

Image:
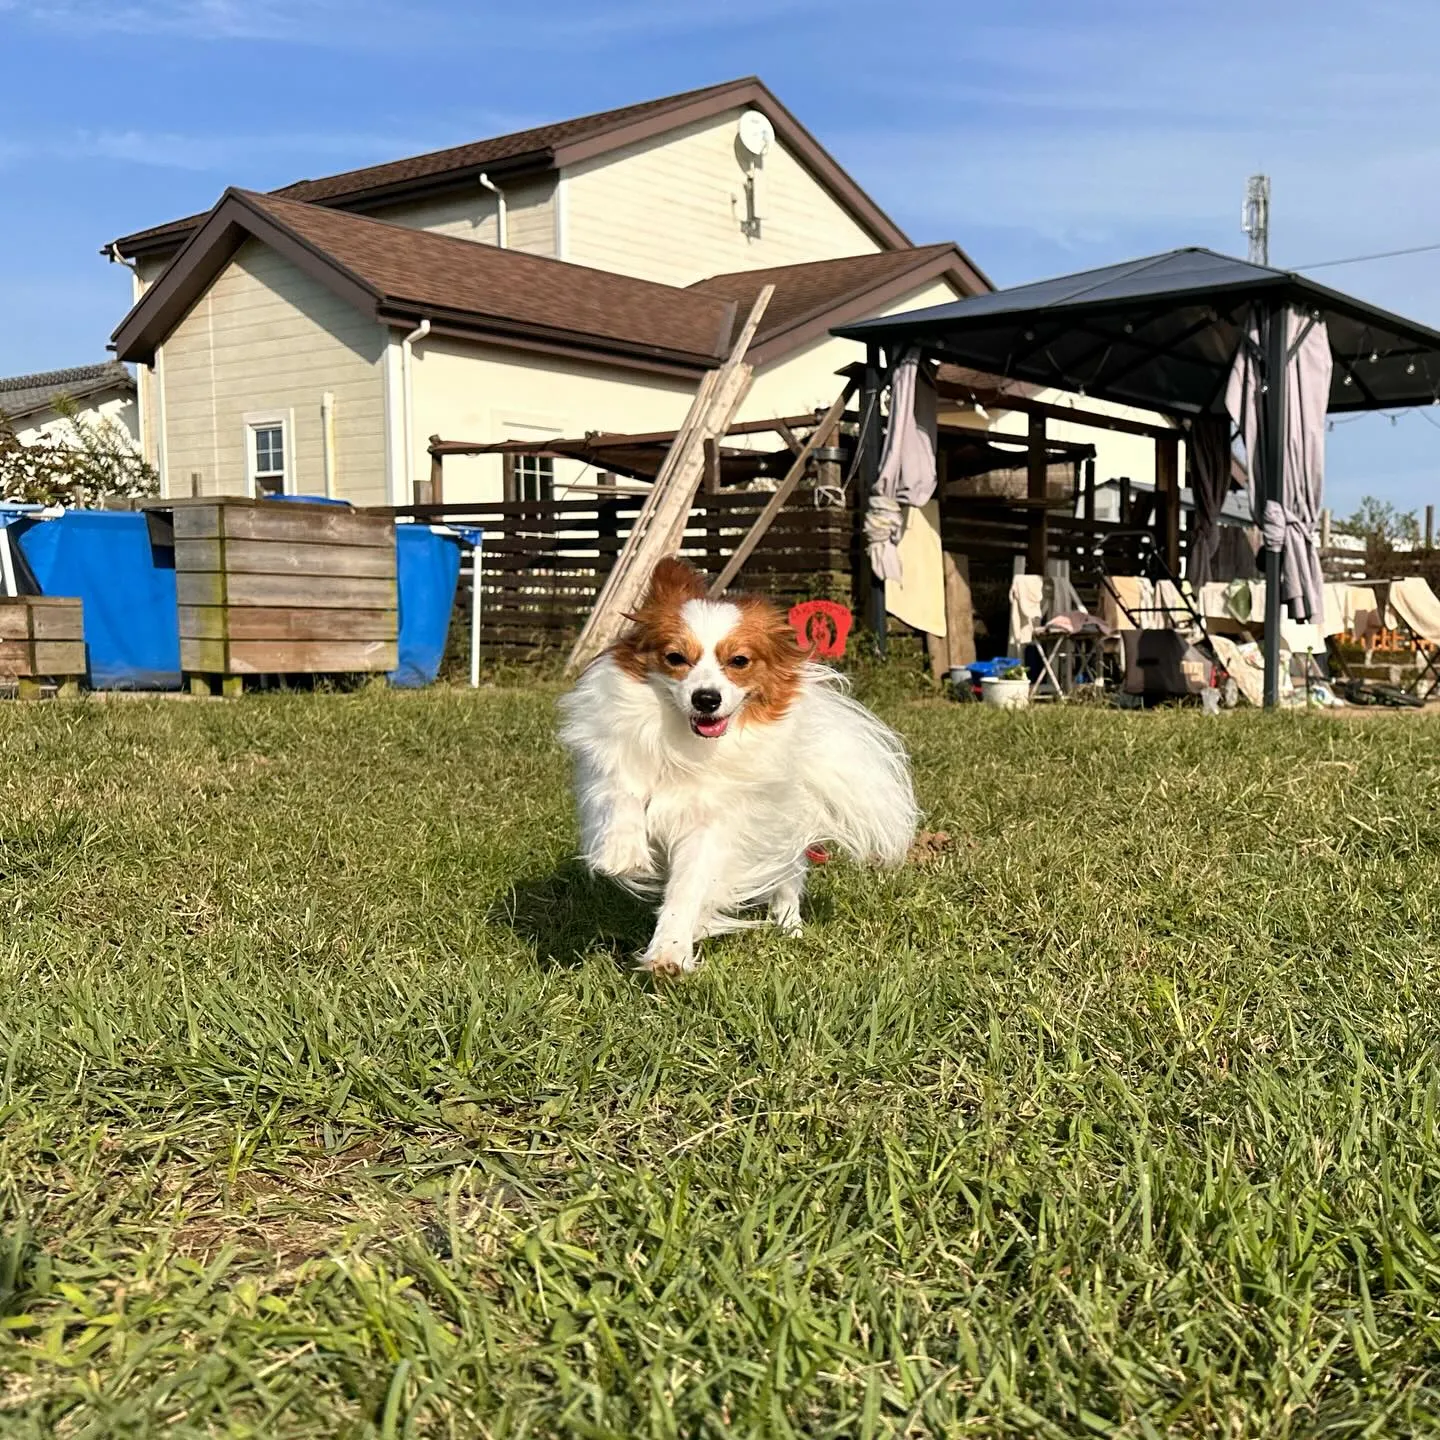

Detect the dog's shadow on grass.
[
  {"left": 491, "top": 859, "right": 841, "bottom": 971},
  {"left": 490, "top": 859, "right": 653, "bottom": 970}
]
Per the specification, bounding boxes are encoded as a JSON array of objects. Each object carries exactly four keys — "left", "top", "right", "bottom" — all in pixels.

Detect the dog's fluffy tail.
[{"left": 793, "top": 666, "right": 918, "bottom": 867}]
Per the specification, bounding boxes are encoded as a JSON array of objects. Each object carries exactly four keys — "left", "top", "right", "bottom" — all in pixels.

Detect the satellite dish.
[{"left": 737, "top": 110, "right": 774, "bottom": 160}]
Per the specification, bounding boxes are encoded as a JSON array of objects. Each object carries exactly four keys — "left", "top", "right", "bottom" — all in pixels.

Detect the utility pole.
[{"left": 1243, "top": 174, "right": 1271, "bottom": 266}]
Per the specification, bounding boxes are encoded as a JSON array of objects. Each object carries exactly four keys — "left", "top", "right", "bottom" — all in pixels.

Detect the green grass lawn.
[{"left": 3, "top": 678, "right": 1440, "bottom": 1438}]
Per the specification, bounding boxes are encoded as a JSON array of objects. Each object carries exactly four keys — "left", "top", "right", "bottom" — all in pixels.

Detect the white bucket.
[{"left": 981, "top": 675, "right": 1030, "bottom": 710}]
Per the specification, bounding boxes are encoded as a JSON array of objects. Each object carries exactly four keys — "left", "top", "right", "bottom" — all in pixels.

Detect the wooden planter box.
[
  {"left": 171, "top": 501, "right": 398, "bottom": 694},
  {"left": 0, "top": 596, "right": 85, "bottom": 698}
]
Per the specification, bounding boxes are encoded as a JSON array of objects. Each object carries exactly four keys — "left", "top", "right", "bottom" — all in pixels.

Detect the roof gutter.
[{"left": 375, "top": 302, "right": 723, "bottom": 375}]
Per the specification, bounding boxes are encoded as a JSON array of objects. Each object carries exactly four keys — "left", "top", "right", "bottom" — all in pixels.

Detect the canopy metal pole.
[
  {"left": 1261, "top": 305, "right": 1287, "bottom": 708},
  {"left": 861, "top": 344, "right": 887, "bottom": 655}
]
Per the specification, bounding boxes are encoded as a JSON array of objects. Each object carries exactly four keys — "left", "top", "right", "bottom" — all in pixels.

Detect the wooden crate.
[
  {"left": 0, "top": 596, "right": 85, "bottom": 698},
  {"left": 170, "top": 501, "right": 398, "bottom": 692}
]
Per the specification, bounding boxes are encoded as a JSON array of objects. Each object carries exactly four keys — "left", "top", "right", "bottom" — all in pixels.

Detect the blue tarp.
[
  {"left": 12, "top": 510, "right": 181, "bottom": 689},
  {"left": 391, "top": 525, "right": 461, "bottom": 688},
  {"left": 1, "top": 501, "right": 463, "bottom": 690}
]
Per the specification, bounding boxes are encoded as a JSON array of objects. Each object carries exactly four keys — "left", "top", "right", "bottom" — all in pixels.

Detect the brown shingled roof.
[
  {"left": 112, "top": 189, "right": 737, "bottom": 371},
  {"left": 112, "top": 191, "right": 989, "bottom": 378},
  {"left": 250, "top": 191, "right": 736, "bottom": 359},
  {"left": 269, "top": 78, "right": 748, "bottom": 206},
  {"left": 108, "top": 76, "right": 914, "bottom": 262}
]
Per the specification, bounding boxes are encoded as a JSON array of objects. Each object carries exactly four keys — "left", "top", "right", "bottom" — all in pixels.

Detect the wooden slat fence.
[
  {"left": 372, "top": 493, "right": 1180, "bottom": 658},
  {"left": 1321, "top": 546, "right": 1440, "bottom": 586},
  {"left": 384, "top": 491, "right": 853, "bottom": 655}
]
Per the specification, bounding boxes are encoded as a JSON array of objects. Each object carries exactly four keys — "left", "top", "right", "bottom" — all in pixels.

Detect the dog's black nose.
[{"left": 691, "top": 688, "right": 722, "bottom": 714}]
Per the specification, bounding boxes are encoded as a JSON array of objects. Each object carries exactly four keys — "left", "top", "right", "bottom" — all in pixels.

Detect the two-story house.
[{"left": 107, "top": 77, "right": 1000, "bottom": 508}]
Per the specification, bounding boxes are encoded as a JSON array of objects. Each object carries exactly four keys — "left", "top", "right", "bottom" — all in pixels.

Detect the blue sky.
[{"left": 2, "top": 0, "right": 1438, "bottom": 516}]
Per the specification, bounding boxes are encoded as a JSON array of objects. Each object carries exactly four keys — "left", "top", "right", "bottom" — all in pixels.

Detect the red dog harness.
[{"left": 805, "top": 845, "right": 830, "bottom": 865}]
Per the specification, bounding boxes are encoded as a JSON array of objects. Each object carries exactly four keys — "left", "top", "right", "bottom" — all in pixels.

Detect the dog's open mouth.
[{"left": 690, "top": 714, "right": 730, "bottom": 739}]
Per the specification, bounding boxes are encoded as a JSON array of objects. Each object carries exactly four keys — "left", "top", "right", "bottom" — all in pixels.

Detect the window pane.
[{"left": 254, "top": 425, "right": 284, "bottom": 475}]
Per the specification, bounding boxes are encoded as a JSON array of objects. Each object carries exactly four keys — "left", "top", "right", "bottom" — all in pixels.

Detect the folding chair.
[{"left": 1380, "top": 577, "right": 1440, "bottom": 699}]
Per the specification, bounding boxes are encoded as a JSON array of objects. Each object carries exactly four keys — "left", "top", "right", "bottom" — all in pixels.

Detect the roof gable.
[
  {"left": 111, "top": 190, "right": 740, "bottom": 373},
  {"left": 109, "top": 77, "right": 917, "bottom": 264}
]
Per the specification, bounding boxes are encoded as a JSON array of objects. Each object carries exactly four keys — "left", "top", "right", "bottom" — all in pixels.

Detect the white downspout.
[
  {"left": 400, "top": 319, "right": 431, "bottom": 506},
  {"left": 320, "top": 391, "right": 336, "bottom": 498},
  {"left": 478, "top": 173, "right": 507, "bottom": 248}
]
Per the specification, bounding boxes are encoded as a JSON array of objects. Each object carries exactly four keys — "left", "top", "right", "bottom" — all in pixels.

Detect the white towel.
[{"left": 1008, "top": 574, "right": 1045, "bottom": 650}]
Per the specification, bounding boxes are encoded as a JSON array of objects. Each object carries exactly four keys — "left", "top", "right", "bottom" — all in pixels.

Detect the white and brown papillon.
[{"left": 558, "top": 558, "right": 917, "bottom": 974}]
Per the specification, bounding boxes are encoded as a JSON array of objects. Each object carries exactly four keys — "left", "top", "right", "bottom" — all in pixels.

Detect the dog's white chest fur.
[{"left": 558, "top": 657, "right": 917, "bottom": 973}]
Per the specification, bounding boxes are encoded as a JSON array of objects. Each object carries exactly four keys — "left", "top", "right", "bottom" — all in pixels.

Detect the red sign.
[{"left": 788, "top": 599, "right": 853, "bottom": 658}]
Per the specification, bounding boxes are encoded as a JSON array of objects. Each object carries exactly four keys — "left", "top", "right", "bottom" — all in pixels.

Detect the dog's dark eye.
[
  {"left": 729, "top": 655, "right": 751, "bottom": 670},
  {"left": 665, "top": 651, "right": 689, "bottom": 667}
]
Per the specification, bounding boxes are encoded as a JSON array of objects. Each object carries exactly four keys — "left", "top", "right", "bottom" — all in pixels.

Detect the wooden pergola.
[{"left": 931, "top": 366, "right": 1184, "bottom": 577}]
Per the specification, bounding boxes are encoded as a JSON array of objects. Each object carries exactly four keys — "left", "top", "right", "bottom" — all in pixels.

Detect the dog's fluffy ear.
[{"left": 642, "top": 557, "right": 707, "bottom": 610}]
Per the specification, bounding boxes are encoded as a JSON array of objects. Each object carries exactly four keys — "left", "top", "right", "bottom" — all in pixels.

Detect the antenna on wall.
[
  {"left": 1243, "top": 174, "right": 1271, "bottom": 266},
  {"left": 737, "top": 109, "right": 774, "bottom": 240}
]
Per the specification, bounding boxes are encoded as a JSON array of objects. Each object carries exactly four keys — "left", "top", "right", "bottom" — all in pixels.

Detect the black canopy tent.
[{"left": 837, "top": 247, "right": 1440, "bottom": 706}]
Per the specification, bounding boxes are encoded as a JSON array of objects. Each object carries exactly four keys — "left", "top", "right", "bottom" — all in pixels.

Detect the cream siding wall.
[
  {"left": 563, "top": 108, "right": 885, "bottom": 286},
  {"left": 134, "top": 255, "right": 168, "bottom": 295},
  {"left": 366, "top": 174, "right": 557, "bottom": 256},
  {"left": 741, "top": 278, "right": 964, "bottom": 424},
  {"left": 161, "top": 239, "right": 388, "bottom": 503},
  {"left": 411, "top": 337, "right": 695, "bottom": 503},
  {"left": 132, "top": 260, "right": 168, "bottom": 466},
  {"left": 140, "top": 362, "right": 160, "bottom": 467},
  {"left": 412, "top": 282, "right": 969, "bottom": 502}
]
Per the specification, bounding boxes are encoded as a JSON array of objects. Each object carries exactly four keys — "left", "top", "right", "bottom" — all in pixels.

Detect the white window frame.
[
  {"left": 495, "top": 414, "right": 565, "bottom": 501},
  {"left": 243, "top": 410, "right": 294, "bottom": 498},
  {"left": 504, "top": 451, "right": 555, "bottom": 503}
]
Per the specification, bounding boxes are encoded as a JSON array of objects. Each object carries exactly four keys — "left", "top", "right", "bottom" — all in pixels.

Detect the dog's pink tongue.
[{"left": 692, "top": 715, "right": 729, "bottom": 739}]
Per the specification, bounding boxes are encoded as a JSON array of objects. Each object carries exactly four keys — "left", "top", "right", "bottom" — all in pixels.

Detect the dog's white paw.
[
  {"left": 769, "top": 903, "right": 803, "bottom": 937},
  {"left": 638, "top": 936, "right": 698, "bottom": 976},
  {"left": 595, "top": 824, "right": 655, "bottom": 881}
]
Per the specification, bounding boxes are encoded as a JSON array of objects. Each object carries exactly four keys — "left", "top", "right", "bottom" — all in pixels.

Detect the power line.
[{"left": 1293, "top": 239, "right": 1440, "bottom": 271}]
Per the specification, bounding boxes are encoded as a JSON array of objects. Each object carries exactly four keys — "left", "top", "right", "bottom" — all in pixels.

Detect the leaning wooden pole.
[
  {"left": 708, "top": 381, "right": 856, "bottom": 598},
  {"left": 1260, "top": 304, "right": 1287, "bottom": 709},
  {"left": 565, "top": 286, "right": 774, "bottom": 674}
]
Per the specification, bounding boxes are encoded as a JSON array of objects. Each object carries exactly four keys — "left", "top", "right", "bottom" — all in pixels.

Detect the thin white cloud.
[
  {"left": 15, "top": 0, "right": 347, "bottom": 41},
  {"left": 12, "top": 0, "right": 831, "bottom": 47}
]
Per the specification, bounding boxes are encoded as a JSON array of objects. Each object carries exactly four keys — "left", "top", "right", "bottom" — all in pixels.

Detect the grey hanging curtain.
[
  {"left": 865, "top": 349, "right": 937, "bottom": 582},
  {"left": 1185, "top": 413, "right": 1233, "bottom": 587},
  {"left": 1224, "top": 306, "right": 1330, "bottom": 624}
]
